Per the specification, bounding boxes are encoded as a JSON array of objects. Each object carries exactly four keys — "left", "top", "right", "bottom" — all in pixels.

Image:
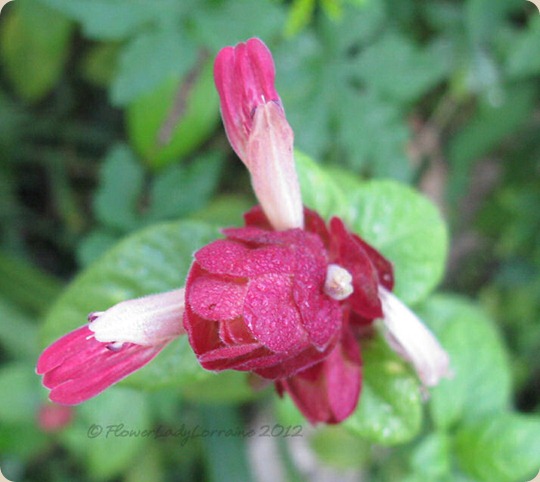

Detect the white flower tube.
[
  {"left": 89, "top": 289, "right": 185, "bottom": 346},
  {"left": 378, "top": 286, "right": 451, "bottom": 387}
]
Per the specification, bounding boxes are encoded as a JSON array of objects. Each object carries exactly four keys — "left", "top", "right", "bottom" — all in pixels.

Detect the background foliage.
[{"left": 0, "top": 0, "right": 539, "bottom": 481}]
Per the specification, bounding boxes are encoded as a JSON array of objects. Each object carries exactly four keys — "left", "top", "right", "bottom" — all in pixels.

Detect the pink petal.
[
  {"left": 37, "top": 325, "right": 167, "bottom": 405},
  {"left": 214, "top": 38, "right": 280, "bottom": 161}
]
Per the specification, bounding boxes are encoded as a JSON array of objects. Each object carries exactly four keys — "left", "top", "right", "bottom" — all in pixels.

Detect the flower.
[
  {"left": 36, "top": 38, "right": 450, "bottom": 424},
  {"left": 214, "top": 37, "right": 303, "bottom": 231},
  {"left": 37, "top": 403, "right": 74, "bottom": 432},
  {"left": 36, "top": 289, "right": 184, "bottom": 404}
]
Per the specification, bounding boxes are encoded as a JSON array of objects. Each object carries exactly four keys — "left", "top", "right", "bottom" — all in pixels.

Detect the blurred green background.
[{"left": 0, "top": 0, "right": 539, "bottom": 481}]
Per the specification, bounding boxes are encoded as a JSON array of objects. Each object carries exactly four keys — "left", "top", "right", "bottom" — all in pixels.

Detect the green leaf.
[
  {"left": 336, "top": 89, "right": 411, "bottom": 181},
  {"left": 296, "top": 153, "right": 448, "bottom": 304},
  {"left": 455, "top": 414, "right": 540, "bottom": 482},
  {"left": 0, "top": 362, "right": 41, "bottom": 424},
  {"left": 0, "top": 0, "right": 72, "bottom": 102},
  {"left": 81, "top": 42, "right": 120, "bottom": 87},
  {"left": 111, "top": 27, "right": 196, "bottom": 106},
  {"left": 39, "top": 0, "right": 185, "bottom": 41},
  {"left": 409, "top": 433, "right": 451, "bottom": 479},
  {"left": 126, "top": 60, "right": 220, "bottom": 170},
  {"left": 295, "top": 151, "right": 349, "bottom": 219},
  {"left": 353, "top": 33, "right": 448, "bottom": 104},
  {"left": 416, "top": 295, "right": 512, "bottom": 430},
  {"left": 192, "top": 0, "right": 286, "bottom": 51},
  {"left": 181, "top": 371, "right": 261, "bottom": 403},
  {"left": 284, "top": 0, "right": 316, "bottom": 37},
  {"left": 0, "top": 297, "right": 38, "bottom": 359},
  {"left": 310, "top": 426, "right": 370, "bottom": 469},
  {"left": 93, "top": 144, "right": 145, "bottom": 231},
  {"left": 344, "top": 336, "right": 423, "bottom": 445},
  {"left": 447, "top": 84, "right": 536, "bottom": 203},
  {"left": 146, "top": 152, "right": 224, "bottom": 220},
  {"left": 197, "top": 405, "right": 254, "bottom": 482},
  {"left": 506, "top": 17, "right": 540, "bottom": 80},
  {"left": 60, "top": 387, "right": 151, "bottom": 479}
]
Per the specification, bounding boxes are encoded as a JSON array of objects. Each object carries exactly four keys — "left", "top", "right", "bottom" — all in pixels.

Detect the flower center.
[{"left": 324, "top": 264, "right": 354, "bottom": 301}]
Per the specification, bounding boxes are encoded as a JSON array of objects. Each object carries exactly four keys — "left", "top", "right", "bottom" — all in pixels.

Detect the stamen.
[
  {"left": 324, "top": 264, "right": 354, "bottom": 301},
  {"left": 106, "top": 342, "right": 124, "bottom": 352},
  {"left": 88, "top": 311, "right": 104, "bottom": 322}
]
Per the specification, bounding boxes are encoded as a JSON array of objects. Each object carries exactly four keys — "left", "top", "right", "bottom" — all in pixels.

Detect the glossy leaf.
[
  {"left": 455, "top": 413, "right": 540, "bottom": 482},
  {"left": 343, "top": 336, "right": 423, "bottom": 445}
]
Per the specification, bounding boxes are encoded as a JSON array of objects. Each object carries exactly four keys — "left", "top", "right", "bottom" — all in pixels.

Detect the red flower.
[
  {"left": 36, "top": 38, "right": 451, "bottom": 423},
  {"left": 36, "top": 290, "right": 185, "bottom": 404},
  {"left": 184, "top": 204, "right": 394, "bottom": 422}
]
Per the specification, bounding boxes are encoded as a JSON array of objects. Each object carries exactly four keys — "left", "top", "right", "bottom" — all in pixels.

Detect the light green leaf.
[
  {"left": 344, "top": 336, "right": 422, "bottom": 445},
  {"left": 506, "top": 16, "right": 540, "bottom": 80},
  {"left": 409, "top": 433, "right": 451, "bottom": 479},
  {"left": 416, "top": 295, "right": 512, "bottom": 429},
  {"left": 1, "top": 0, "right": 72, "bottom": 102},
  {"left": 295, "top": 151, "right": 348, "bottom": 218},
  {"left": 455, "top": 414, "right": 540, "bottom": 482},
  {"left": 126, "top": 61, "right": 220, "bottom": 170}
]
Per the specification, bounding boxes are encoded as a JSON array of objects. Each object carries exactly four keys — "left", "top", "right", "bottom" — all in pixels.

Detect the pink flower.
[
  {"left": 36, "top": 38, "right": 451, "bottom": 425},
  {"left": 37, "top": 403, "right": 74, "bottom": 432},
  {"left": 36, "top": 290, "right": 185, "bottom": 404},
  {"left": 214, "top": 38, "right": 303, "bottom": 231}
]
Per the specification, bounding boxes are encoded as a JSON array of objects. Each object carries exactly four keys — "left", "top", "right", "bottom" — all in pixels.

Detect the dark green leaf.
[
  {"left": 60, "top": 387, "right": 151, "bottom": 479},
  {"left": 93, "top": 144, "right": 144, "bottom": 231},
  {"left": 353, "top": 33, "right": 448, "bottom": 104},
  {"left": 0, "top": 0, "right": 72, "bottom": 102},
  {"left": 192, "top": 0, "right": 286, "bottom": 51},
  {"left": 39, "top": 0, "right": 185, "bottom": 41},
  {"left": 147, "top": 151, "right": 224, "bottom": 220}
]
